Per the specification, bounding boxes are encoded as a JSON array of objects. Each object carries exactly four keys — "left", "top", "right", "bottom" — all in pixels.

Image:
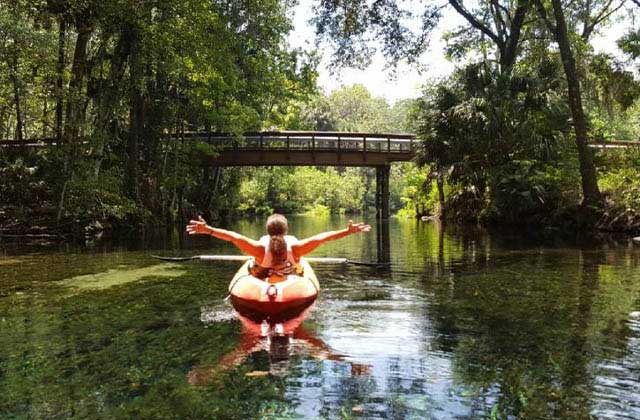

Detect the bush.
[{"left": 484, "top": 160, "right": 579, "bottom": 225}]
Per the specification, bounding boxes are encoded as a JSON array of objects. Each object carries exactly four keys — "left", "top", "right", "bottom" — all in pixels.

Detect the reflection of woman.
[
  {"left": 186, "top": 214, "right": 370, "bottom": 280},
  {"left": 187, "top": 306, "right": 370, "bottom": 385}
]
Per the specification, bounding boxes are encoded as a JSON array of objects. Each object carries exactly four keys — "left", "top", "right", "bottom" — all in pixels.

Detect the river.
[{"left": 1, "top": 215, "right": 639, "bottom": 419}]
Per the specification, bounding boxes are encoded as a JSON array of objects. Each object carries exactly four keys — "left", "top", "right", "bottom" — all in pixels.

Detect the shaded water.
[{"left": 1, "top": 216, "right": 640, "bottom": 419}]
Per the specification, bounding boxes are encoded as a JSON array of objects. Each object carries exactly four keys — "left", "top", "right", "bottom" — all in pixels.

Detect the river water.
[{"left": 1, "top": 215, "right": 639, "bottom": 419}]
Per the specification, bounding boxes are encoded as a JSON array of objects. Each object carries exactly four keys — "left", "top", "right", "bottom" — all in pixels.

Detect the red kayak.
[{"left": 228, "top": 259, "right": 320, "bottom": 319}]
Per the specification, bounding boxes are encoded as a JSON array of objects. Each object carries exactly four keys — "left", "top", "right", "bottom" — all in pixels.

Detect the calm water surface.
[{"left": 1, "top": 216, "right": 639, "bottom": 419}]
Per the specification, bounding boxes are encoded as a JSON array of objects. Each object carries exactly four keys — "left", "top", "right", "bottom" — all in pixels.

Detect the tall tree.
[{"left": 534, "top": 0, "right": 602, "bottom": 207}]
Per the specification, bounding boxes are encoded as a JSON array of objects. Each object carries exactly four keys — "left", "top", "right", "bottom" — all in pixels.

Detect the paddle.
[{"left": 151, "top": 254, "right": 390, "bottom": 267}]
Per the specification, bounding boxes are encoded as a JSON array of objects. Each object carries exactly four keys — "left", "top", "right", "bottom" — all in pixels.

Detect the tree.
[
  {"left": 415, "top": 62, "right": 573, "bottom": 223},
  {"left": 534, "top": 0, "right": 602, "bottom": 207},
  {"left": 446, "top": 0, "right": 532, "bottom": 72},
  {"left": 0, "top": 0, "right": 318, "bottom": 231},
  {"left": 314, "top": 0, "right": 534, "bottom": 74}
]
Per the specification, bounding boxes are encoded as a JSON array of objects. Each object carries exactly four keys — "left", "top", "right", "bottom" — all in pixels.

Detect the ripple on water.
[
  {"left": 591, "top": 316, "right": 640, "bottom": 420},
  {"left": 199, "top": 302, "right": 236, "bottom": 325}
]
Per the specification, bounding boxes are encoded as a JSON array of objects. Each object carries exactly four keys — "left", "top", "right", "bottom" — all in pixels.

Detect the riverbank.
[{"left": 2, "top": 149, "right": 638, "bottom": 244}]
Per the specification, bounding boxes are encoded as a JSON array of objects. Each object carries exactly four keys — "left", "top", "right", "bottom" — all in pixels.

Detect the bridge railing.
[{"left": 174, "top": 131, "right": 416, "bottom": 153}]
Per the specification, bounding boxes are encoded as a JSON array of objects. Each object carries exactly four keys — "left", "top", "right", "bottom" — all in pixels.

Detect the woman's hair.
[
  {"left": 266, "top": 214, "right": 288, "bottom": 266},
  {"left": 266, "top": 214, "right": 288, "bottom": 236}
]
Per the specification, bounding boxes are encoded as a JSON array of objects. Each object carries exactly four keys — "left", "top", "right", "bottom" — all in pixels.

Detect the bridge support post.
[
  {"left": 376, "top": 218, "right": 391, "bottom": 264},
  {"left": 375, "top": 165, "right": 390, "bottom": 220}
]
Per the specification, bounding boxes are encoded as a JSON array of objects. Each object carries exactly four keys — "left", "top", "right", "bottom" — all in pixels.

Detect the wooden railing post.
[
  {"left": 362, "top": 135, "right": 366, "bottom": 153},
  {"left": 259, "top": 133, "right": 263, "bottom": 149},
  {"left": 338, "top": 136, "right": 341, "bottom": 151},
  {"left": 387, "top": 136, "right": 391, "bottom": 152},
  {"left": 312, "top": 134, "right": 315, "bottom": 151},
  {"left": 286, "top": 134, "right": 290, "bottom": 149}
]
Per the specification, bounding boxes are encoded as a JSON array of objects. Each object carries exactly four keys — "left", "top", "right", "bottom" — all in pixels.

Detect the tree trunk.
[
  {"left": 125, "top": 27, "right": 143, "bottom": 203},
  {"left": 499, "top": 0, "right": 530, "bottom": 73},
  {"left": 0, "top": 105, "right": 6, "bottom": 140},
  {"left": 63, "top": 25, "right": 92, "bottom": 153},
  {"left": 550, "top": 0, "right": 602, "bottom": 207},
  {"left": 93, "top": 32, "right": 131, "bottom": 176},
  {"left": 436, "top": 172, "right": 446, "bottom": 220},
  {"left": 42, "top": 97, "right": 48, "bottom": 138},
  {"left": 9, "top": 39, "right": 23, "bottom": 143},
  {"left": 56, "top": 18, "right": 66, "bottom": 143}
]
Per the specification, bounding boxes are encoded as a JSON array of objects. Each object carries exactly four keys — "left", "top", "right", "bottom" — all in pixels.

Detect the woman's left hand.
[{"left": 347, "top": 220, "right": 371, "bottom": 234}]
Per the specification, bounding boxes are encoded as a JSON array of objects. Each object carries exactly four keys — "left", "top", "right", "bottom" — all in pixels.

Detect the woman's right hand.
[
  {"left": 347, "top": 220, "right": 371, "bottom": 234},
  {"left": 186, "top": 215, "right": 211, "bottom": 235}
]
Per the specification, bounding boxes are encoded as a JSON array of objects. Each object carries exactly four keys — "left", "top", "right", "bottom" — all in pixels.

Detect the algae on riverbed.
[{"left": 59, "top": 263, "right": 186, "bottom": 291}]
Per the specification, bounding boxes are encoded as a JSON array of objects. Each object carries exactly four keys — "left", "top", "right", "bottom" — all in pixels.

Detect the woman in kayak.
[{"left": 186, "top": 214, "right": 370, "bottom": 276}]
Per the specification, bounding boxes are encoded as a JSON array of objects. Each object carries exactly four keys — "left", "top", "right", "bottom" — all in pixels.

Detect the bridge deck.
[{"left": 179, "top": 131, "right": 415, "bottom": 166}]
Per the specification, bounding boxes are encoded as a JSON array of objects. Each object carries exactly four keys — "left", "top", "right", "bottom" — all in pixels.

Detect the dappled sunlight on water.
[{"left": 1, "top": 215, "right": 640, "bottom": 418}]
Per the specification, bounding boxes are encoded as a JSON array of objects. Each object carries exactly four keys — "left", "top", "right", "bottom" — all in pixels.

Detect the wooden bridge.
[
  {"left": 173, "top": 131, "right": 416, "bottom": 166},
  {"left": 176, "top": 131, "right": 416, "bottom": 219}
]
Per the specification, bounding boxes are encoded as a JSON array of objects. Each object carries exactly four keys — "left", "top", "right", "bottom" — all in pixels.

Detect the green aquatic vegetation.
[
  {"left": 0, "top": 255, "right": 284, "bottom": 419},
  {"left": 0, "top": 258, "right": 23, "bottom": 266},
  {"left": 59, "top": 263, "right": 187, "bottom": 292},
  {"left": 348, "top": 289, "right": 392, "bottom": 302}
]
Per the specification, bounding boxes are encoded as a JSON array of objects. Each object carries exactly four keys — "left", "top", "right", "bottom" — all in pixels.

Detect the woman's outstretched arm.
[
  {"left": 292, "top": 221, "right": 371, "bottom": 259},
  {"left": 186, "top": 216, "right": 264, "bottom": 259}
]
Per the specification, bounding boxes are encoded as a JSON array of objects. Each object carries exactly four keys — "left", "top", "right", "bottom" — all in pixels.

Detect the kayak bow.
[{"left": 228, "top": 259, "right": 320, "bottom": 318}]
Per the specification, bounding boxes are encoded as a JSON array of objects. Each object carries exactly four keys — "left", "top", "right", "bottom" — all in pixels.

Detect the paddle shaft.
[
  {"left": 199, "top": 256, "right": 349, "bottom": 263},
  {"left": 151, "top": 255, "right": 387, "bottom": 266}
]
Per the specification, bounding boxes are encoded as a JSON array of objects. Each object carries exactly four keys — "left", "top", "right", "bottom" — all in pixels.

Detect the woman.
[{"left": 186, "top": 214, "right": 370, "bottom": 276}]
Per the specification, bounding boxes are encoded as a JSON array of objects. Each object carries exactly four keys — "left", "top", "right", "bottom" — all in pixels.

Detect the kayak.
[{"left": 228, "top": 258, "right": 320, "bottom": 319}]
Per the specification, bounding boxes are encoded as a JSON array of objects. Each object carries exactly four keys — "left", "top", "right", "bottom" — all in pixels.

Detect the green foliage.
[
  {"left": 600, "top": 167, "right": 640, "bottom": 209},
  {"left": 598, "top": 149, "right": 640, "bottom": 211},
  {"left": 583, "top": 54, "right": 640, "bottom": 141},
  {"left": 312, "top": 1, "right": 439, "bottom": 68},
  {"left": 0, "top": 0, "right": 318, "bottom": 231},
  {"left": 392, "top": 163, "right": 430, "bottom": 218},
  {"left": 286, "top": 84, "right": 414, "bottom": 133},
  {"left": 302, "top": 203, "right": 331, "bottom": 217},
  {"left": 485, "top": 158, "right": 581, "bottom": 225},
  {"left": 618, "top": 27, "right": 640, "bottom": 61},
  {"left": 238, "top": 167, "right": 366, "bottom": 215},
  {"left": 64, "top": 165, "right": 150, "bottom": 227},
  {"left": 414, "top": 62, "right": 575, "bottom": 223},
  {"left": 0, "top": 158, "right": 48, "bottom": 212}
]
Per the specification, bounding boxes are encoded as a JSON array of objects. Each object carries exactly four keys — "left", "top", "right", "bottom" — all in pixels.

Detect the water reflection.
[{"left": 191, "top": 301, "right": 370, "bottom": 385}]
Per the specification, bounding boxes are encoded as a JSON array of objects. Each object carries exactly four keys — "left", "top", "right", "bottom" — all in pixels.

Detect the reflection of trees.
[{"left": 422, "top": 244, "right": 640, "bottom": 419}]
